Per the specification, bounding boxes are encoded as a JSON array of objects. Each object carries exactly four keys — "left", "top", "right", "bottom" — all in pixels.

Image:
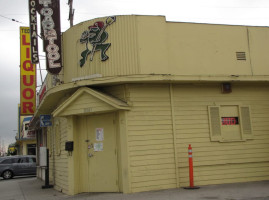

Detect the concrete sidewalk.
[{"left": 1, "top": 177, "right": 269, "bottom": 200}]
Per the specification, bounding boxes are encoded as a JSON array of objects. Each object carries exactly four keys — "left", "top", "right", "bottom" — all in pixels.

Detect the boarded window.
[{"left": 208, "top": 105, "right": 253, "bottom": 142}]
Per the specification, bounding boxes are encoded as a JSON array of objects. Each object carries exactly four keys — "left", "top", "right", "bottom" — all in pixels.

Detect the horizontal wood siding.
[
  {"left": 63, "top": 16, "right": 139, "bottom": 83},
  {"left": 61, "top": 93, "right": 114, "bottom": 116},
  {"left": 101, "top": 85, "right": 127, "bottom": 102},
  {"left": 48, "top": 126, "right": 54, "bottom": 185},
  {"left": 49, "top": 117, "right": 69, "bottom": 193},
  {"left": 173, "top": 84, "right": 269, "bottom": 187},
  {"left": 127, "top": 84, "right": 177, "bottom": 193}
]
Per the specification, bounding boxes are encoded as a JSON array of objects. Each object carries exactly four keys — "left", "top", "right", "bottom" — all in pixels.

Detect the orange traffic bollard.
[{"left": 184, "top": 144, "right": 200, "bottom": 189}]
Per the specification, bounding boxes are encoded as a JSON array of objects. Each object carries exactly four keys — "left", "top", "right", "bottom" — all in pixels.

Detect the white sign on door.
[
  {"left": 94, "top": 143, "right": 103, "bottom": 151},
  {"left": 96, "top": 128, "right": 104, "bottom": 141}
]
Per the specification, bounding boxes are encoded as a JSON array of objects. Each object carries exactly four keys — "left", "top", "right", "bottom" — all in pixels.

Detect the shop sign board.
[
  {"left": 28, "top": 0, "right": 39, "bottom": 64},
  {"left": 28, "top": 0, "right": 62, "bottom": 74},
  {"left": 20, "top": 27, "right": 36, "bottom": 115},
  {"left": 40, "top": 115, "right": 52, "bottom": 127},
  {"left": 21, "top": 116, "right": 36, "bottom": 139},
  {"left": 35, "top": 0, "right": 62, "bottom": 74}
]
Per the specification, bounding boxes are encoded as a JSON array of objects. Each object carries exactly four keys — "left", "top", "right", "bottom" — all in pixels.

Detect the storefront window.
[{"left": 27, "top": 144, "right": 36, "bottom": 155}]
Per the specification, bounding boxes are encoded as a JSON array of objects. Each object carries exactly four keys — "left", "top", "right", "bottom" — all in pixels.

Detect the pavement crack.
[{"left": 18, "top": 181, "right": 27, "bottom": 200}]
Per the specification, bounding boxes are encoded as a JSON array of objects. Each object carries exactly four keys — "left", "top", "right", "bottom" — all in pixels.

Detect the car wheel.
[{"left": 3, "top": 170, "right": 13, "bottom": 179}]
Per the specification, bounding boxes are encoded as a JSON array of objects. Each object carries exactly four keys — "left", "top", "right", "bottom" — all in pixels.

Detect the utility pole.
[{"left": 68, "top": 0, "right": 75, "bottom": 27}]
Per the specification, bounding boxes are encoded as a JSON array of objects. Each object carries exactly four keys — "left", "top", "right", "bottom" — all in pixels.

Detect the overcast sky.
[{"left": 0, "top": 0, "right": 269, "bottom": 149}]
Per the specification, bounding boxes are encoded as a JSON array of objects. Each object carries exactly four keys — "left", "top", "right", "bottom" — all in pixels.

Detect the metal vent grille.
[{"left": 236, "top": 52, "right": 246, "bottom": 60}]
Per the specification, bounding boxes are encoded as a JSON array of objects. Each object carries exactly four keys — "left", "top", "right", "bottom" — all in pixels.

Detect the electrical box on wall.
[
  {"left": 40, "top": 147, "right": 47, "bottom": 167},
  {"left": 65, "top": 141, "right": 74, "bottom": 151}
]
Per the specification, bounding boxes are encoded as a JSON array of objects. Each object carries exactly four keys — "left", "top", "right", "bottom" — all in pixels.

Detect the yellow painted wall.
[
  {"left": 99, "top": 85, "right": 131, "bottom": 193},
  {"left": 48, "top": 117, "right": 69, "bottom": 194},
  {"left": 45, "top": 15, "right": 269, "bottom": 195},
  {"left": 116, "top": 83, "right": 269, "bottom": 192},
  {"left": 62, "top": 15, "right": 269, "bottom": 83},
  {"left": 173, "top": 83, "right": 269, "bottom": 186},
  {"left": 166, "top": 23, "right": 251, "bottom": 75},
  {"left": 62, "top": 15, "right": 140, "bottom": 83},
  {"left": 125, "top": 84, "right": 177, "bottom": 193},
  {"left": 46, "top": 82, "right": 269, "bottom": 194},
  {"left": 56, "top": 92, "right": 116, "bottom": 116},
  {"left": 136, "top": 16, "right": 169, "bottom": 74},
  {"left": 47, "top": 85, "right": 132, "bottom": 195},
  {"left": 103, "top": 84, "right": 178, "bottom": 193},
  {"left": 248, "top": 27, "right": 269, "bottom": 75},
  {"left": 47, "top": 124, "right": 54, "bottom": 185}
]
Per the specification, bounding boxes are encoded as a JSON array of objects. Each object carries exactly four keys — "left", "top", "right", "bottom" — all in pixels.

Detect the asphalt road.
[{"left": 0, "top": 177, "right": 269, "bottom": 200}]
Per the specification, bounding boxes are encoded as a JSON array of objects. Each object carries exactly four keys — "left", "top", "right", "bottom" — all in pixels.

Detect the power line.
[
  {"left": 0, "top": 30, "right": 17, "bottom": 32},
  {"left": 0, "top": 14, "right": 26, "bottom": 24}
]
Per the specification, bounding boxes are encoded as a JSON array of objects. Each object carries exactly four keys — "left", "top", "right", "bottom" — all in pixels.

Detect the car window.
[
  {"left": 11, "top": 158, "right": 20, "bottom": 163},
  {"left": 19, "top": 157, "right": 29, "bottom": 163},
  {"left": 29, "top": 157, "right": 36, "bottom": 163},
  {"left": 1, "top": 159, "right": 12, "bottom": 164}
]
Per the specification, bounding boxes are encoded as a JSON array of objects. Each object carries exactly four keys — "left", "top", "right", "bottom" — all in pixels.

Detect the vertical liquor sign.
[
  {"left": 20, "top": 27, "right": 36, "bottom": 115},
  {"left": 35, "top": 0, "right": 62, "bottom": 74}
]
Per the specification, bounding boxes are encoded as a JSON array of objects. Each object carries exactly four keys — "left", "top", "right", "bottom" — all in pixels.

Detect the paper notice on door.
[
  {"left": 94, "top": 143, "right": 103, "bottom": 151},
  {"left": 96, "top": 128, "right": 104, "bottom": 141}
]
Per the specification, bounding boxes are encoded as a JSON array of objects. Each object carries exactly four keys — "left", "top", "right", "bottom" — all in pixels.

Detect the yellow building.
[{"left": 30, "top": 15, "right": 269, "bottom": 195}]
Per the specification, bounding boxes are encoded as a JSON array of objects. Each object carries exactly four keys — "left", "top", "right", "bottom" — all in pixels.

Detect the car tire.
[{"left": 2, "top": 170, "right": 13, "bottom": 179}]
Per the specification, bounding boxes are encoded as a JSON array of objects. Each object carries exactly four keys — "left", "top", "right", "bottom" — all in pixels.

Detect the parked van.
[{"left": 0, "top": 155, "right": 36, "bottom": 179}]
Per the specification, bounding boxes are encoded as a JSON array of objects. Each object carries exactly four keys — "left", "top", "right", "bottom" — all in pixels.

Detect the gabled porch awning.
[{"left": 52, "top": 87, "right": 130, "bottom": 117}]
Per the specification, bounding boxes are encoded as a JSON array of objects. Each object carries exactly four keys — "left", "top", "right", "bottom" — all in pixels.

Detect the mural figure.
[{"left": 79, "top": 16, "right": 116, "bottom": 67}]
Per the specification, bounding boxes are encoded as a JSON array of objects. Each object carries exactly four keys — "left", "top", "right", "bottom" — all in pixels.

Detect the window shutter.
[
  {"left": 240, "top": 106, "right": 253, "bottom": 139},
  {"left": 208, "top": 106, "right": 222, "bottom": 141}
]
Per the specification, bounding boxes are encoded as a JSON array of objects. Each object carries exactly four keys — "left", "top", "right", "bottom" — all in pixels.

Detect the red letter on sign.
[
  {"left": 22, "top": 35, "right": 30, "bottom": 45},
  {"left": 23, "top": 60, "right": 34, "bottom": 72},
  {"left": 22, "top": 88, "right": 34, "bottom": 99},
  {"left": 23, "top": 75, "right": 34, "bottom": 86},
  {"left": 22, "top": 102, "right": 34, "bottom": 113}
]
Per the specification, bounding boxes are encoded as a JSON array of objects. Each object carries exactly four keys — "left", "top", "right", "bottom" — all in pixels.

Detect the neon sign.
[{"left": 221, "top": 117, "right": 239, "bottom": 125}]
